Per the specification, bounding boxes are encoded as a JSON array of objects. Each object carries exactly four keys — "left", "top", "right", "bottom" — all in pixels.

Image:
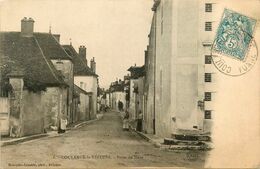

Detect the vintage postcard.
[{"left": 0, "top": 0, "right": 259, "bottom": 168}]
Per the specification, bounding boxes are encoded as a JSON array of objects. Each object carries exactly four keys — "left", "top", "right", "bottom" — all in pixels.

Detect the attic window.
[{"left": 56, "top": 59, "right": 63, "bottom": 71}]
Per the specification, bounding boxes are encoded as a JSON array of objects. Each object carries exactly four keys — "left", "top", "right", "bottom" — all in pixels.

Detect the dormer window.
[{"left": 56, "top": 59, "right": 63, "bottom": 72}]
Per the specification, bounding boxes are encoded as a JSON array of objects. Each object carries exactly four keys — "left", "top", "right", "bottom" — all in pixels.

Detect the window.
[
  {"left": 205, "top": 110, "right": 212, "bottom": 119},
  {"left": 205, "top": 3, "right": 212, "bottom": 12},
  {"left": 205, "top": 22, "right": 212, "bottom": 31},
  {"left": 80, "top": 82, "right": 83, "bottom": 88},
  {"left": 205, "top": 73, "right": 212, "bottom": 82},
  {"left": 204, "top": 92, "right": 212, "bottom": 101},
  {"left": 205, "top": 55, "right": 212, "bottom": 64}
]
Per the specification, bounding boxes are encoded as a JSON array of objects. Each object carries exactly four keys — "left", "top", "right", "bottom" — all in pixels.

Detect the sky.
[{"left": 0, "top": 0, "right": 153, "bottom": 88}]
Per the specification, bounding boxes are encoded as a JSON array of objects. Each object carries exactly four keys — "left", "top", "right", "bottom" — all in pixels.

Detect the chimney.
[
  {"left": 21, "top": 17, "right": 34, "bottom": 37},
  {"left": 79, "top": 45, "right": 87, "bottom": 65},
  {"left": 90, "top": 57, "right": 96, "bottom": 74}
]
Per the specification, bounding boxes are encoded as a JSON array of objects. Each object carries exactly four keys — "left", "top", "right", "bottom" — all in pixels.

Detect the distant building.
[
  {"left": 73, "top": 84, "right": 92, "bottom": 121},
  {"left": 127, "top": 65, "right": 145, "bottom": 122},
  {"left": 109, "top": 79, "right": 126, "bottom": 112}
]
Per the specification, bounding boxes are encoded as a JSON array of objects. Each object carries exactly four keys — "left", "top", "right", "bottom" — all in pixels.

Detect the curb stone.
[
  {"left": 1, "top": 113, "right": 104, "bottom": 147},
  {"left": 129, "top": 124, "right": 162, "bottom": 148},
  {"left": 129, "top": 124, "right": 212, "bottom": 151},
  {"left": 71, "top": 113, "right": 104, "bottom": 129},
  {"left": 1, "top": 134, "right": 48, "bottom": 147}
]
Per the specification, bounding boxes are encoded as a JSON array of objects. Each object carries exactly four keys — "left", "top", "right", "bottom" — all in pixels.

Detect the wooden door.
[{"left": 0, "top": 97, "right": 10, "bottom": 135}]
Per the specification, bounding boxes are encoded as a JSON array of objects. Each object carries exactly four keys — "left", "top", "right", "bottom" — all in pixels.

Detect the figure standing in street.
[
  {"left": 58, "top": 113, "right": 67, "bottom": 134},
  {"left": 118, "top": 100, "right": 123, "bottom": 112},
  {"left": 123, "top": 110, "right": 129, "bottom": 131},
  {"left": 136, "top": 110, "right": 143, "bottom": 132}
]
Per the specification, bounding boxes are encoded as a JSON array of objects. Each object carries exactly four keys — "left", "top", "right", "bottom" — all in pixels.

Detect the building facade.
[
  {"left": 143, "top": 16, "right": 156, "bottom": 134},
  {"left": 109, "top": 80, "right": 126, "bottom": 111},
  {"left": 127, "top": 66, "right": 145, "bottom": 122},
  {"left": 63, "top": 45, "right": 98, "bottom": 120},
  {"left": 0, "top": 17, "right": 69, "bottom": 137},
  {"left": 143, "top": 0, "right": 216, "bottom": 138}
]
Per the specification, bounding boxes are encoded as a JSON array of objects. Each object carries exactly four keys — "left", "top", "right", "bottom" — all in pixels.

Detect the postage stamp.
[{"left": 211, "top": 9, "right": 258, "bottom": 76}]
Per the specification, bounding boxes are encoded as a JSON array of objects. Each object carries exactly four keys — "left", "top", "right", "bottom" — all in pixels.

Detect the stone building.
[
  {"left": 73, "top": 84, "right": 92, "bottom": 121},
  {"left": 142, "top": 0, "right": 216, "bottom": 138},
  {"left": 109, "top": 80, "right": 126, "bottom": 112},
  {"left": 143, "top": 16, "right": 156, "bottom": 134},
  {"left": 34, "top": 30, "right": 74, "bottom": 124},
  {"left": 62, "top": 44, "right": 98, "bottom": 120},
  {"left": 127, "top": 66, "right": 145, "bottom": 122},
  {"left": 0, "top": 17, "right": 69, "bottom": 137}
]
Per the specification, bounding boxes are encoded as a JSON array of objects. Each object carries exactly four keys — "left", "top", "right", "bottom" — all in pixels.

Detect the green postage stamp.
[{"left": 212, "top": 9, "right": 258, "bottom": 76}]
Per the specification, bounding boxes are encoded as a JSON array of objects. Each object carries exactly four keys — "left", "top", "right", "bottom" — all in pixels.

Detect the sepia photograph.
[{"left": 0, "top": 0, "right": 259, "bottom": 168}]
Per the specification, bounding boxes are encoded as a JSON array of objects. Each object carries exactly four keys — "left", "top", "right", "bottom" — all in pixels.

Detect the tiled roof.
[
  {"left": 0, "top": 32, "right": 67, "bottom": 90},
  {"left": 34, "top": 33, "right": 72, "bottom": 60},
  {"left": 62, "top": 45, "right": 98, "bottom": 77},
  {"left": 74, "top": 84, "right": 92, "bottom": 95},
  {"left": 110, "top": 84, "right": 124, "bottom": 92},
  {"left": 109, "top": 81, "right": 125, "bottom": 92},
  {"left": 127, "top": 65, "right": 145, "bottom": 79}
]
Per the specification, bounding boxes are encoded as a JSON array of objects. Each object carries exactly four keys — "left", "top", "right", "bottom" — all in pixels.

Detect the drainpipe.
[{"left": 153, "top": 10, "right": 157, "bottom": 135}]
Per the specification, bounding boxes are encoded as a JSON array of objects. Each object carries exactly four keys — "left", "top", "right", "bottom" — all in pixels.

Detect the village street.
[{"left": 1, "top": 110, "right": 207, "bottom": 168}]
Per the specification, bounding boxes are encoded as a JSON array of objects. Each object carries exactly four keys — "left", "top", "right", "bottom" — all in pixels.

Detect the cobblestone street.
[{"left": 1, "top": 110, "right": 207, "bottom": 168}]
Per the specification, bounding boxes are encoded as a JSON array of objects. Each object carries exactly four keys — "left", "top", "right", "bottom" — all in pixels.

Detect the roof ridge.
[{"left": 33, "top": 36, "right": 63, "bottom": 84}]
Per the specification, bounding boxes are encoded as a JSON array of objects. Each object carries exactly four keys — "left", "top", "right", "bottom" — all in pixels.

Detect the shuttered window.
[
  {"left": 205, "top": 3, "right": 212, "bottom": 12},
  {"left": 205, "top": 110, "right": 212, "bottom": 119},
  {"left": 205, "top": 22, "right": 212, "bottom": 31},
  {"left": 205, "top": 73, "right": 212, "bottom": 82},
  {"left": 205, "top": 55, "right": 212, "bottom": 64},
  {"left": 204, "top": 92, "right": 212, "bottom": 101}
]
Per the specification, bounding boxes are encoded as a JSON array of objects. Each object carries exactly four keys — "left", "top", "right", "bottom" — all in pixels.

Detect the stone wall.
[
  {"left": 9, "top": 77, "right": 23, "bottom": 137},
  {"left": 78, "top": 93, "right": 90, "bottom": 121},
  {"left": 51, "top": 60, "right": 74, "bottom": 124},
  {"left": 129, "top": 79, "right": 138, "bottom": 121},
  {"left": 22, "top": 90, "right": 44, "bottom": 136},
  {"left": 143, "top": 14, "right": 156, "bottom": 135},
  {"left": 74, "top": 76, "right": 97, "bottom": 120},
  {"left": 41, "top": 87, "right": 68, "bottom": 130}
]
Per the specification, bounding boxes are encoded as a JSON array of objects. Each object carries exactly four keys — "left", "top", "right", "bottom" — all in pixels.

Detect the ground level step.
[{"left": 171, "top": 134, "right": 211, "bottom": 142}]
